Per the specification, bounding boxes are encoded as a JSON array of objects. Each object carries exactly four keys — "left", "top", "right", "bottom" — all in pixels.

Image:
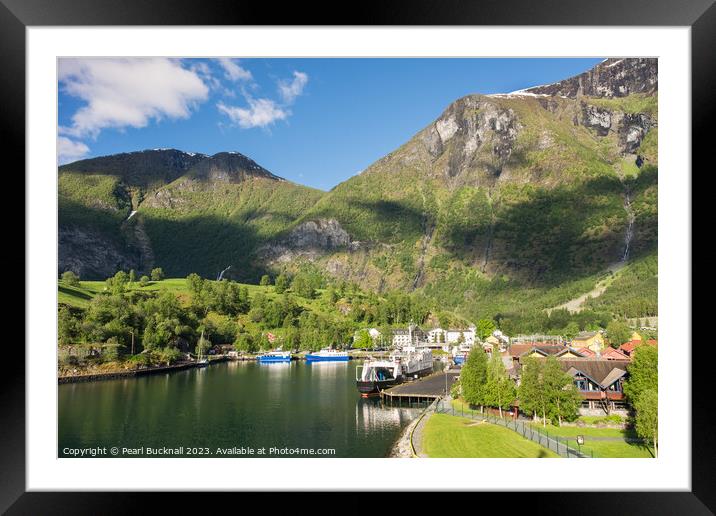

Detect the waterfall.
[
  {"left": 217, "top": 265, "right": 231, "bottom": 281},
  {"left": 621, "top": 188, "right": 635, "bottom": 262}
]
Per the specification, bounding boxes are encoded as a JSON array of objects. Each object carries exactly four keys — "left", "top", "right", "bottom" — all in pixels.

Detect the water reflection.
[
  {"left": 59, "top": 360, "right": 423, "bottom": 457},
  {"left": 355, "top": 398, "right": 419, "bottom": 434}
]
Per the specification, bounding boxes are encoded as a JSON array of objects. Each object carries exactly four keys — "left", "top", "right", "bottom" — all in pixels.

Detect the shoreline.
[
  {"left": 389, "top": 398, "right": 440, "bottom": 458},
  {"left": 58, "top": 357, "right": 228, "bottom": 384}
]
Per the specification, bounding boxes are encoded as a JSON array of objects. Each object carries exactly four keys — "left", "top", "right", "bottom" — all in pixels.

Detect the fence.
[{"left": 435, "top": 399, "right": 591, "bottom": 458}]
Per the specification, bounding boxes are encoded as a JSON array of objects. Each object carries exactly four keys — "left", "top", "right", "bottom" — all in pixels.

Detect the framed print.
[{"left": 3, "top": 0, "right": 711, "bottom": 512}]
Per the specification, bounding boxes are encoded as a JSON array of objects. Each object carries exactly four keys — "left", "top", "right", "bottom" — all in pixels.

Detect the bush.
[{"left": 61, "top": 270, "right": 80, "bottom": 287}]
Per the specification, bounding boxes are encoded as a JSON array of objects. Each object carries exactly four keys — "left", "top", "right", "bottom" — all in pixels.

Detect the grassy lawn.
[
  {"left": 450, "top": 398, "right": 654, "bottom": 458},
  {"left": 422, "top": 413, "right": 559, "bottom": 458},
  {"left": 578, "top": 440, "right": 654, "bottom": 458},
  {"left": 530, "top": 423, "right": 634, "bottom": 439}
]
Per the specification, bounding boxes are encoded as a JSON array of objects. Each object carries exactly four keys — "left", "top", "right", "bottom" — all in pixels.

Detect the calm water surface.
[{"left": 58, "top": 360, "right": 436, "bottom": 457}]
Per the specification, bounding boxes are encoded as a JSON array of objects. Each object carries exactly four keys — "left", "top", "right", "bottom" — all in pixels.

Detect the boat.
[
  {"left": 306, "top": 348, "right": 350, "bottom": 362},
  {"left": 356, "top": 345, "right": 433, "bottom": 396},
  {"left": 256, "top": 350, "right": 292, "bottom": 363},
  {"left": 196, "top": 330, "right": 210, "bottom": 367}
]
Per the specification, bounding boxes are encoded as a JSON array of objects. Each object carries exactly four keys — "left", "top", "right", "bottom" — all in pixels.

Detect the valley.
[{"left": 58, "top": 58, "right": 658, "bottom": 327}]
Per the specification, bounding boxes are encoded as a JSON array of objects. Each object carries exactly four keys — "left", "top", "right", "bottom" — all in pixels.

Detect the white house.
[
  {"left": 426, "top": 328, "right": 447, "bottom": 344},
  {"left": 391, "top": 324, "right": 426, "bottom": 348},
  {"left": 445, "top": 325, "right": 476, "bottom": 346}
]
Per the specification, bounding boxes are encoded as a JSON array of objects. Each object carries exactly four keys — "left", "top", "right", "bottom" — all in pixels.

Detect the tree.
[
  {"left": 61, "top": 270, "right": 80, "bottom": 287},
  {"left": 542, "top": 357, "right": 581, "bottom": 425},
  {"left": 633, "top": 388, "right": 658, "bottom": 457},
  {"left": 58, "top": 305, "right": 79, "bottom": 345},
  {"left": 518, "top": 357, "right": 550, "bottom": 426},
  {"left": 129, "top": 269, "right": 137, "bottom": 284},
  {"left": 562, "top": 321, "right": 580, "bottom": 340},
  {"left": 460, "top": 346, "right": 489, "bottom": 410},
  {"left": 260, "top": 274, "right": 271, "bottom": 286},
  {"left": 234, "top": 333, "right": 258, "bottom": 353},
  {"left": 476, "top": 319, "right": 496, "bottom": 340},
  {"left": 275, "top": 274, "right": 289, "bottom": 294},
  {"left": 606, "top": 320, "right": 632, "bottom": 348},
  {"left": 139, "top": 275, "right": 150, "bottom": 287},
  {"left": 291, "top": 273, "right": 316, "bottom": 299},
  {"left": 186, "top": 273, "right": 204, "bottom": 296},
  {"left": 150, "top": 267, "right": 164, "bottom": 281},
  {"left": 105, "top": 270, "right": 129, "bottom": 295},
  {"left": 484, "top": 347, "right": 516, "bottom": 417},
  {"left": 518, "top": 356, "right": 577, "bottom": 426},
  {"left": 353, "top": 330, "right": 373, "bottom": 349},
  {"left": 623, "top": 345, "right": 658, "bottom": 404}
]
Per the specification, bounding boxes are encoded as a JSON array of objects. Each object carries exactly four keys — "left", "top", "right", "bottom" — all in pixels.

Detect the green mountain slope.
[
  {"left": 59, "top": 150, "right": 324, "bottom": 280},
  {"left": 58, "top": 58, "right": 658, "bottom": 321}
]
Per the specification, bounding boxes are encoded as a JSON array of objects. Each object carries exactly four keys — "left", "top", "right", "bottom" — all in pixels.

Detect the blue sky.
[{"left": 58, "top": 58, "right": 603, "bottom": 190}]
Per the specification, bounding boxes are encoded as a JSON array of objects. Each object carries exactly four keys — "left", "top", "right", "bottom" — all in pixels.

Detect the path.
[{"left": 548, "top": 261, "right": 626, "bottom": 314}]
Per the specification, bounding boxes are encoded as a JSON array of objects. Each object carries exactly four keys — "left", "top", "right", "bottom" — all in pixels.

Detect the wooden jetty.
[{"left": 380, "top": 369, "right": 460, "bottom": 405}]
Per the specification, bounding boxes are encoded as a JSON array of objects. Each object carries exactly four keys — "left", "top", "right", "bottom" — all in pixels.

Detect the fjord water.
[{"left": 58, "top": 361, "right": 434, "bottom": 458}]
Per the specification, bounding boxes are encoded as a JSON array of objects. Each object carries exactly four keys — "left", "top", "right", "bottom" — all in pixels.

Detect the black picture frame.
[{"left": 3, "top": 0, "right": 708, "bottom": 512}]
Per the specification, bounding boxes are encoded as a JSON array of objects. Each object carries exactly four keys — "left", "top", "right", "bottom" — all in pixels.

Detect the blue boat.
[
  {"left": 305, "top": 348, "right": 350, "bottom": 362},
  {"left": 256, "top": 351, "right": 292, "bottom": 363}
]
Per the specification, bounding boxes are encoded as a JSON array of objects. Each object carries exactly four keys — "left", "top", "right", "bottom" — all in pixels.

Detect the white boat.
[
  {"left": 356, "top": 345, "right": 433, "bottom": 395},
  {"left": 256, "top": 350, "right": 292, "bottom": 363},
  {"left": 306, "top": 348, "right": 350, "bottom": 361},
  {"left": 196, "top": 330, "right": 210, "bottom": 367}
]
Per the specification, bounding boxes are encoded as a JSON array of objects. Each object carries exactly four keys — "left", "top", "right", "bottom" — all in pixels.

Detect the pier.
[{"left": 380, "top": 369, "right": 461, "bottom": 405}]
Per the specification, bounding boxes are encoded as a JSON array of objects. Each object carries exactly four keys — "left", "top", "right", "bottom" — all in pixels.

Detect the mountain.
[
  {"left": 58, "top": 149, "right": 323, "bottom": 279},
  {"left": 58, "top": 58, "right": 658, "bottom": 321}
]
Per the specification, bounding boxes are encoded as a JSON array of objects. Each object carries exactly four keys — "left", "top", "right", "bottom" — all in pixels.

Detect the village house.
[
  {"left": 446, "top": 326, "right": 477, "bottom": 346},
  {"left": 571, "top": 331, "right": 606, "bottom": 352},
  {"left": 508, "top": 343, "right": 590, "bottom": 367},
  {"left": 425, "top": 325, "right": 477, "bottom": 350},
  {"left": 601, "top": 347, "right": 631, "bottom": 361},
  {"left": 426, "top": 327, "right": 446, "bottom": 344},
  {"left": 619, "top": 339, "right": 658, "bottom": 357},
  {"left": 557, "top": 359, "right": 631, "bottom": 416},
  {"left": 391, "top": 323, "right": 426, "bottom": 348}
]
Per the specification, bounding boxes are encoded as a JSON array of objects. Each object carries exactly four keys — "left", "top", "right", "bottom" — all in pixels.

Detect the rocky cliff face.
[
  {"left": 185, "top": 152, "right": 281, "bottom": 183},
  {"left": 59, "top": 226, "right": 140, "bottom": 279},
  {"left": 260, "top": 218, "right": 355, "bottom": 263},
  {"left": 580, "top": 102, "right": 655, "bottom": 154},
  {"left": 419, "top": 95, "right": 521, "bottom": 182},
  {"left": 525, "top": 58, "right": 657, "bottom": 98}
]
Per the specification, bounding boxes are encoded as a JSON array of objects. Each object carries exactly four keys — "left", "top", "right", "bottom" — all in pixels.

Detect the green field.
[
  {"left": 528, "top": 423, "right": 654, "bottom": 458},
  {"left": 58, "top": 278, "right": 358, "bottom": 328},
  {"left": 448, "top": 399, "right": 653, "bottom": 458},
  {"left": 421, "top": 414, "right": 558, "bottom": 458}
]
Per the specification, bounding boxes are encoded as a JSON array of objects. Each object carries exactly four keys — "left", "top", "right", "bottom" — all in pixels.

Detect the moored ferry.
[
  {"left": 306, "top": 348, "right": 350, "bottom": 361},
  {"left": 356, "top": 346, "right": 433, "bottom": 396},
  {"left": 256, "top": 350, "right": 292, "bottom": 363}
]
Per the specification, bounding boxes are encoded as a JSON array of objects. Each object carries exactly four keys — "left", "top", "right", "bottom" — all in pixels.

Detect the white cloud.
[
  {"left": 58, "top": 58, "right": 209, "bottom": 139},
  {"left": 57, "top": 136, "right": 90, "bottom": 164},
  {"left": 217, "top": 98, "right": 288, "bottom": 129},
  {"left": 278, "top": 71, "right": 309, "bottom": 104},
  {"left": 218, "top": 58, "right": 253, "bottom": 82}
]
